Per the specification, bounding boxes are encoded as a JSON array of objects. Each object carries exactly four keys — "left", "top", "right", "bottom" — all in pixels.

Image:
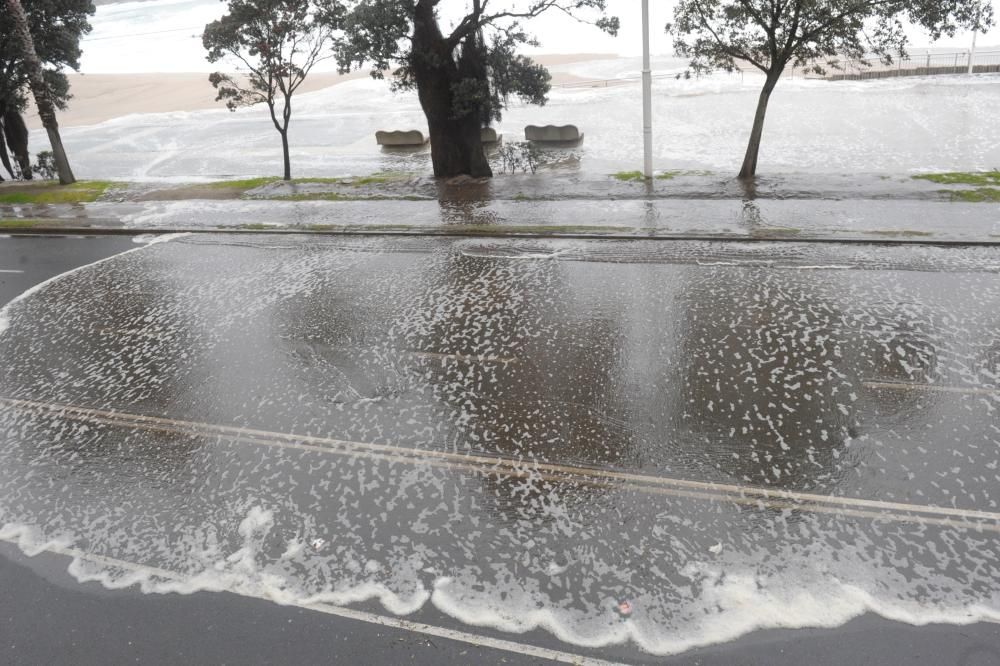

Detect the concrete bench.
[
  {"left": 376, "top": 130, "right": 429, "bottom": 146},
  {"left": 524, "top": 124, "right": 583, "bottom": 143},
  {"left": 481, "top": 127, "right": 502, "bottom": 144}
]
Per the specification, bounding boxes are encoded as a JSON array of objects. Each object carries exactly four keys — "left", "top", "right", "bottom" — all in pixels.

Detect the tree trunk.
[
  {"left": 411, "top": 1, "right": 492, "bottom": 178},
  {"left": 0, "top": 116, "right": 16, "bottom": 180},
  {"left": 3, "top": 110, "right": 32, "bottom": 179},
  {"left": 5, "top": 0, "right": 75, "bottom": 185},
  {"left": 280, "top": 130, "right": 291, "bottom": 180},
  {"left": 738, "top": 72, "right": 781, "bottom": 181}
]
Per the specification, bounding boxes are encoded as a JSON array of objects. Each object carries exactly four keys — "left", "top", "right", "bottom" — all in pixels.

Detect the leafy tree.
[
  {"left": 0, "top": 0, "right": 92, "bottom": 181},
  {"left": 667, "top": 0, "right": 994, "bottom": 179},
  {"left": 4, "top": 0, "right": 80, "bottom": 183},
  {"left": 339, "top": 0, "right": 618, "bottom": 178},
  {"left": 203, "top": 0, "right": 347, "bottom": 181}
]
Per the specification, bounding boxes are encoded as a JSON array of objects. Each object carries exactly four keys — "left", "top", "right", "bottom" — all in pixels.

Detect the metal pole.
[
  {"left": 641, "top": 0, "right": 653, "bottom": 179},
  {"left": 968, "top": 30, "right": 978, "bottom": 75}
]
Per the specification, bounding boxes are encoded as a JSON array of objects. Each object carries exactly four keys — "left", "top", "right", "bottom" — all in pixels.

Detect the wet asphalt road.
[
  {"left": 1, "top": 233, "right": 999, "bottom": 665},
  {"left": 0, "top": 235, "right": 558, "bottom": 666}
]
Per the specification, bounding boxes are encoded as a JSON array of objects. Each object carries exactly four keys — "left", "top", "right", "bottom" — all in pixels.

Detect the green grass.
[
  {"left": 230, "top": 223, "right": 633, "bottom": 235},
  {"left": 418, "top": 223, "right": 631, "bottom": 234},
  {"left": 943, "top": 188, "right": 1000, "bottom": 203},
  {"left": 306, "top": 223, "right": 417, "bottom": 232},
  {"left": 867, "top": 229, "right": 934, "bottom": 237},
  {"left": 612, "top": 171, "right": 646, "bottom": 182},
  {"left": 269, "top": 193, "right": 426, "bottom": 202},
  {"left": 613, "top": 169, "right": 715, "bottom": 182},
  {"left": 348, "top": 171, "right": 411, "bottom": 185},
  {"left": 913, "top": 171, "right": 1000, "bottom": 186},
  {"left": 0, "top": 218, "right": 47, "bottom": 228},
  {"left": 0, "top": 180, "right": 120, "bottom": 205},
  {"left": 206, "top": 177, "right": 280, "bottom": 189},
  {"left": 656, "top": 169, "right": 714, "bottom": 179},
  {"left": 212, "top": 172, "right": 413, "bottom": 191},
  {"left": 237, "top": 223, "right": 283, "bottom": 230}
]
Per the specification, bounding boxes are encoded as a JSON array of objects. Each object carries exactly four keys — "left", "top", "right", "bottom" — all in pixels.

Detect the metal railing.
[
  {"left": 551, "top": 49, "right": 1000, "bottom": 88},
  {"left": 817, "top": 49, "right": 1000, "bottom": 80}
]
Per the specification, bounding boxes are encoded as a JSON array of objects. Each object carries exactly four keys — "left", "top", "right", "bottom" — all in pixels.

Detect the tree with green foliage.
[
  {"left": 667, "top": 0, "right": 994, "bottom": 179},
  {"left": 338, "top": 0, "right": 618, "bottom": 178},
  {"left": 203, "top": 0, "right": 347, "bottom": 181},
  {"left": 0, "top": 0, "right": 92, "bottom": 181}
]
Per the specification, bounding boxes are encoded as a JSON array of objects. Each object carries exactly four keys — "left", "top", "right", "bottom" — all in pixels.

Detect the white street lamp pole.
[
  {"left": 968, "top": 28, "right": 978, "bottom": 75},
  {"left": 642, "top": 0, "right": 653, "bottom": 179}
]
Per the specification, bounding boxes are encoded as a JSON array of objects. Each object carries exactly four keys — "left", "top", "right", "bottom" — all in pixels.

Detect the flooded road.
[{"left": 1, "top": 233, "right": 999, "bottom": 659}]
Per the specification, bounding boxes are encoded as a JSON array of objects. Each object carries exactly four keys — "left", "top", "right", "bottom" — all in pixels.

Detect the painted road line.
[
  {"left": 10, "top": 403, "right": 1000, "bottom": 534},
  {"left": 863, "top": 380, "right": 1000, "bottom": 396},
  {"left": 0, "top": 270, "right": 25, "bottom": 274},
  {"left": 0, "top": 536, "right": 622, "bottom": 666},
  {"left": 5, "top": 397, "right": 1000, "bottom": 533}
]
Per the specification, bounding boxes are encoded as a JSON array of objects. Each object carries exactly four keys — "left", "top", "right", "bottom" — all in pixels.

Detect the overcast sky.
[
  {"left": 520, "top": 0, "right": 998, "bottom": 56},
  {"left": 79, "top": 0, "right": 999, "bottom": 73}
]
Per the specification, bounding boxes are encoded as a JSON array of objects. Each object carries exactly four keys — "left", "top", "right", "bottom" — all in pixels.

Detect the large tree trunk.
[
  {"left": 738, "top": 71, "right": 781, "bottom": 180},
  {"left": 0, "top": 115, "right": 16, "bottom": 180},
  {"left": 411, "top": 1, "right": 492, "bottom": 179},
  {"left": 3, "top": 110, "right": 32, "bottom": 179},
  {"left": 0, "top": 131, "right": 9, "bottom": 180},
  {"left": 5, "top": 0, "right": 75, "bottom": 185}
]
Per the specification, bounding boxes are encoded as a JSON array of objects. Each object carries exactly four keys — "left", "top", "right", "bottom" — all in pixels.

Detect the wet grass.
[
  {"left": 209, "top": 172, "right": 413, "bottom": 191},
  {"left": 355, "top": 223, "right": 631, "bottom": 234},
  {"left": 612, "top": 169, "right": 715, "bottom": 182},
  {"left": 205, "top": 177, "right": 281, "bottom": 189},
  {"left": 943, "top": 188, "right": 1000, "bottom": 203},
  {"left": 612, "top": 171, "right": 646, "bottom": 182},
  {"left": 913, "top": 171, "right": 1000, "bottom": 186},
  {"left": 348, "top": 171, "right": 412, "bottom": 185},
  {"left": 656, "top": 169, "right": 715, "bottom": 179},
  {"left": 270, "top": 193, "right": 426, "bottom": 202},
  {"left": 0, "top": 180, "right": 120, "bottom": 205},
  {"left": 227, "top": 223, "right": 635, "bottom": 235},
  {"left": 435, "top": 224, "right": 632, "bottom": 235},
  {"left": 867, "top": 229, "right": 934, "bottom": 237},
  {"left": 0, "top": 218, "right": 47, "bottom": 228},
  {"left": 755, "top": 226, "right": 802, "bottom": 235},
  {"left": 237, "top": 223, "right": 283, "bottom": 230},
  {"left": 305, "top": 223, "right": 415, "bottom": 232}
]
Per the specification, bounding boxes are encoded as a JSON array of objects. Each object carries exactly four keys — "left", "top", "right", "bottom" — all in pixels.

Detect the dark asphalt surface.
[
  {"left": 0, "top": 235, "right": 558, "bottom": 666},
  {"left": 0, "top": 233, "right": 999, "bottom": 665}
]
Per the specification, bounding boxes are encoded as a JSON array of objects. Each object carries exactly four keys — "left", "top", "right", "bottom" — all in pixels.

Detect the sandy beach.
[{"left": 27, "top": 54, "right": 616, "bottom": 129}]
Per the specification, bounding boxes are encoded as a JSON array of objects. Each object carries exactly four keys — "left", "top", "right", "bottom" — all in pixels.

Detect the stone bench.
[
  {"left": 481, "top": 127, "right": 502, "bottom": 144},
  {"left": 375, "top": 130, "right": 429, "bottom": 146},
  {"left": 524, "top": 124, "right": 583, "bottom": 143}
]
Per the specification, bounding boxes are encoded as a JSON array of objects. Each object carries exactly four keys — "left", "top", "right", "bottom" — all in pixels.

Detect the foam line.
[{"left": 0, "top": 534, "right": 621, "bottom": 666}]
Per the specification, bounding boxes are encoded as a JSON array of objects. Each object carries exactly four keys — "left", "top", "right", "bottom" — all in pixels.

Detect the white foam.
[{"left": 0, "top": 232, "right": 188, "bottom": 337}]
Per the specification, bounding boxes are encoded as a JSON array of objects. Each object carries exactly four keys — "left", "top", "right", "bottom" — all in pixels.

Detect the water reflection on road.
[{"left": 0, "top": 234, "right": 998, "bottom": 656}]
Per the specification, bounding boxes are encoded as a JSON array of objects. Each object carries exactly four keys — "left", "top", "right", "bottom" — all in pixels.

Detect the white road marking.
[
  {"left": 4, "top": 396, "right": 1000, "bottom": 533},
  {"left": 0, "top": 269, "right": 25, "bottom": 274},
  {"left": 864, "top": 380, "right": 1000, "bottom": 396},
  {"left": 0, "top": 233, "right": 188, "bottom": 336},
  {"left": 0, "top": 536, "right": 623, "bottom": 666}
]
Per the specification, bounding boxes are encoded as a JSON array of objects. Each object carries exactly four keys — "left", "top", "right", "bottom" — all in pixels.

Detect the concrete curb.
[{"left": 4, "top": 224, "right": 1000, "bottom": 247}]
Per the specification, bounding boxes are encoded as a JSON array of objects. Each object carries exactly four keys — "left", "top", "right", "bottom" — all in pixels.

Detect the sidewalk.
[{"left": 2, "top": 172, "right": 998, "bottom": 244}]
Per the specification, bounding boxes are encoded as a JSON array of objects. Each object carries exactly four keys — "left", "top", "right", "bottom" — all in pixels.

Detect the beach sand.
[{"left": 26, "top": 54, "right": 616, "bottom": 129}]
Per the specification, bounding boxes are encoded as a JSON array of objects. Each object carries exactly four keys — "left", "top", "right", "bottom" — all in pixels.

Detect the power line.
[{"left": 82, "top": 26, "right": 204, "bottom": 42}]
